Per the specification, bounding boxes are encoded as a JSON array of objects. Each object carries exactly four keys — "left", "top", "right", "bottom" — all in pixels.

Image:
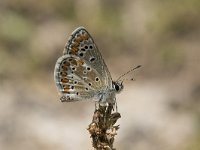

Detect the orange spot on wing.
[
  {"left": 69, "top": 50, "right": 77, "bottom": 55},
  {"left": 74, "top": 37, "right": 82, "bottom": 43},
  {"left": 62, "top": 65, "right": 68, "bottom": 71},
  {"left": 71, "top": 46, "right": 79, "bottom": 53},
  {"left": 63, "top": 90, "right": 70, "bottom": 94},
  {"left": 62, "top": 85, "right": 70, "bottom": 93},
  {"left": 83, "top": 33, "right": 89, "bottom": 40},
  {"left": 77, "top": 59, "right": 84, "bottom": 65},
  {"left": 63, "top": 61, "right": 70, "bottom": 66},
  {"left": 70, "top": 59, "right": 77, "bottom": 66},
  {"left": 60, "top": 71, "right": 67, "bottom": 77},
  {"left": 73, "top": 42, "right": 79, "bottom": 47},
  {"left": 61, "top": 78, "right": 69, "bottom": 83},
  {"left": 62, "top": 61, "right": 70, "bottom": 70}
]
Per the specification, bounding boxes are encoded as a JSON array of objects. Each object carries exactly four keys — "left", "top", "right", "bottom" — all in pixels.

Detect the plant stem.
[{"left": 88, "top": 103, "right": 121, "bottom": 150}]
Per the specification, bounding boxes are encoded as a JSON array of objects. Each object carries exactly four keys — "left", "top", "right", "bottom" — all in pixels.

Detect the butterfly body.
[{"left": 54, "top": 27, "right": 123, "bottom": 104}]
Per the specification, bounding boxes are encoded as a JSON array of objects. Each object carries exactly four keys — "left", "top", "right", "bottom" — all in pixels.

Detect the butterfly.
[{"left": 54, "top": 27, "right": 140, "bottom": 104}]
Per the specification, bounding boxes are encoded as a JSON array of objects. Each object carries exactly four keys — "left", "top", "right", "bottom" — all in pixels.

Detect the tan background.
[{"left": 0, "top": 0, "right": 200, "bottom": 150}]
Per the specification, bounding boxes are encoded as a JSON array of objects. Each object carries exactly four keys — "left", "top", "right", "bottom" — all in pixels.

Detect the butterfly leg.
[
  {"left": 95, "top": 101, "right": 99, "bottom": 110},
  {"left": 114, "top": 97, "right": 118, "bottom": 112}
]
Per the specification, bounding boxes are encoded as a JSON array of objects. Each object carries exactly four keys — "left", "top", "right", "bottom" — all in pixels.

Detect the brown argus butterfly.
[{"left": 54, "top": 27, "right": 127, "bottom": 104}]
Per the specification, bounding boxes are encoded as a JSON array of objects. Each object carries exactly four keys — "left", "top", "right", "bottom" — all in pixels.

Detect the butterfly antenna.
[
  {"left": 121, "top": 77, "right": 135, "bottom": 83},
  {"left": 117, "top": 65, "right": 141, "bottom": 81}
]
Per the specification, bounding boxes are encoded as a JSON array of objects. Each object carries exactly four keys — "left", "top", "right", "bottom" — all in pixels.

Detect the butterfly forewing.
[{"left": 63, "top": 27, "right": 112, "bottom": 87}]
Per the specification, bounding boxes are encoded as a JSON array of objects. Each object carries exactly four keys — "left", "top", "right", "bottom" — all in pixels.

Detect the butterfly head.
[
  {"left": 113, "top": 65, "right": 141, "bottom": 94},
  {"left": 113, "top": 81, "right": 124, "bottom": 93}
]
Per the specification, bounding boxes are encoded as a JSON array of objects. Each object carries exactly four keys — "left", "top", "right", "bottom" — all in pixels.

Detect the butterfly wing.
[
  {"left": 64, "top": 27, "right": 112, "bottom": 87},
  {"left": 54, "top": 27, "right": 112, "bottom": 102}
]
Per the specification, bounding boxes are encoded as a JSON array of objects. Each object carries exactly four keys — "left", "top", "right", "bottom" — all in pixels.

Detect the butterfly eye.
[
  {"left": 114, "top": 82, "right": 123, "bottom": 93},
  {"left": 115, "top": 84, "right": 120, "bottom": 91}
]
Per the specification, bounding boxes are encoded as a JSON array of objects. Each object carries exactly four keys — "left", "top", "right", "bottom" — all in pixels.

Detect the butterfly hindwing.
[{"left": 54, "top": 54, "right": 105, "bottom": 102}]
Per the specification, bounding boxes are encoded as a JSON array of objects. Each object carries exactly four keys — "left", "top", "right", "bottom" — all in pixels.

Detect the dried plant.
[{"left": 88, "top": 103, "right": 121, "bottom": 150}]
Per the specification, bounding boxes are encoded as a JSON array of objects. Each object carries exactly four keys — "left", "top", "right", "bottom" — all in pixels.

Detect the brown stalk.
[{"left": 87, "top": 103, "right": 121, "bottom": 150}]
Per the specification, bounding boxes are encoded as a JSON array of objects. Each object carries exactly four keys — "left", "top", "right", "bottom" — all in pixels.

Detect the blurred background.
[{"left": 0, "top": 0, "right": 200, "bottom": 150}]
